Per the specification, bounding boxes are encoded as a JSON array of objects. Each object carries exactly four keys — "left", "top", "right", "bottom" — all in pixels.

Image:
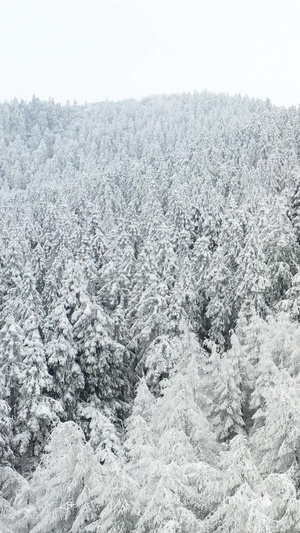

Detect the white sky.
[{"left": 1, "top": 0, "right": 300, "bottom": 107}]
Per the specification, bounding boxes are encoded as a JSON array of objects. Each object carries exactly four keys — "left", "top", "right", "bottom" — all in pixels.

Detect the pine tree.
[
  {"left": 125, "top": 378, "right": 156, "bottom": 464},
  {"left": 208, "top": 352, "right": 245, "bottom": 442},
  {"left": 235, "top": 220, "right": 271, "bottom": 317},
  {"left": 265, "top": 473, "right": 300, "bottom": 532},
  {"left": 14, "top": 313, "right": 61, "bottom": 459},
  {"left": 0, "top": 391, "right": 13, "bottom": 466},
  {"left": 74, "top": 450, "right": 138, "bottom": 533},
  {"left": 206, "top": 436, "right": 273, "bottom": 533},
  {"left": 72, "top": 297, "right": 131, "bottom": 417},
  {"left": 252, "top": 370, "right": 300, "bottom": 475},
  {"left": 44, "top": 299, "right": 84, "bottom": 420},
  {"left": 29, "top": 422, "right": 103, "bottom": 533}
]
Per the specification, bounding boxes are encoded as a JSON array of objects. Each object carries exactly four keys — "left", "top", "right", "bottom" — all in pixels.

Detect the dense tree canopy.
[{"left": 1, "top": 92, "right": 300, "bottom": 530}]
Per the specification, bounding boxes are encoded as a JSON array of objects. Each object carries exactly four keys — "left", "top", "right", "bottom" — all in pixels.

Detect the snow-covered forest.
[{"left": 2, "top": 92, "right": 300, "bottom": 531}]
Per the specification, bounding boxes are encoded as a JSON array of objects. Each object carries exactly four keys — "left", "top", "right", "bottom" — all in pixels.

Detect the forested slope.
[{"left": 1, "top": 93, "right": 300, "bottom": 531}]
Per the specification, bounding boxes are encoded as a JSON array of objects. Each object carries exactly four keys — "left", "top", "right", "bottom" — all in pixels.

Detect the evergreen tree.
[
  {"left": 14, "top": 313, "right": 61, "bottom": 458},
  {"left": 206, "top": 436, "right": 273, "bottom": 533},
  {"left": 208, "top": 351, "right": 245, "bottom": 442},
  {"left": 252, "top": 369, "right": 300, "bottom": 475},
  {"left": 44, "top": 299, "right": 84, "bottom": 420},
  {"left": 29, "top": 422, "right": 103, "bottom": 533}
]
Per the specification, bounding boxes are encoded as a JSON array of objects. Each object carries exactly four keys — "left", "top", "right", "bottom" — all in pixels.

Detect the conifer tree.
[
  {"left": 29, "top": 422, "right": 102, "bottom": 533},
  {"left": 208, "top": 352, "right": 245, "bottom": 442},
  {"left": 252, "top": 369, "right": 300, "bottom": 475}
]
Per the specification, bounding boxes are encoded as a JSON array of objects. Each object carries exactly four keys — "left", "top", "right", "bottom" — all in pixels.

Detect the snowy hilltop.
[{"left": 1, "top": 92, "right": 300, "bottom": 531}]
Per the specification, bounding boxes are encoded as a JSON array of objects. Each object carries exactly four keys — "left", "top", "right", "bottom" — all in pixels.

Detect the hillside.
[{"left": 1, "top": 92, "right": 300, "bottom": 531}]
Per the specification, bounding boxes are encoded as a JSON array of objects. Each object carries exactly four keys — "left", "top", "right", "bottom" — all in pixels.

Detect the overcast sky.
[{"left": 1, "top": 0, "right": 300, "bottom": 107}]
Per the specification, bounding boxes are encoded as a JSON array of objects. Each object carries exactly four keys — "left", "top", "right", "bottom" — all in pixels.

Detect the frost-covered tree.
[
  {"left": 206, "top": 436, "right": 272, "bottom": 533},
  {"left": 252, "top": 369, "right": 300, "bottom": 475},
  {"left": 13, "top": 314, "right": 61, "bottom": 458},
  {"left": 72, "top": 297, "right": 131, "bottom": 416},
  {"left": 29, "top": 422, "right": 103, "bottom": 533},
  {"left": 44, "top": 299, "right": 84, "bottom": 420},
  {"left": 0, "top": 392, "right": 13, "bottom": 466},
  {"left": 75, "top": 449, "right": 138, "bottom": 533},
  {"left": 235, "top": 219, "right": 271, "bottom": 317},
  {"left": 208, "top": 351, "right": 245, "bottom": 442}
]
